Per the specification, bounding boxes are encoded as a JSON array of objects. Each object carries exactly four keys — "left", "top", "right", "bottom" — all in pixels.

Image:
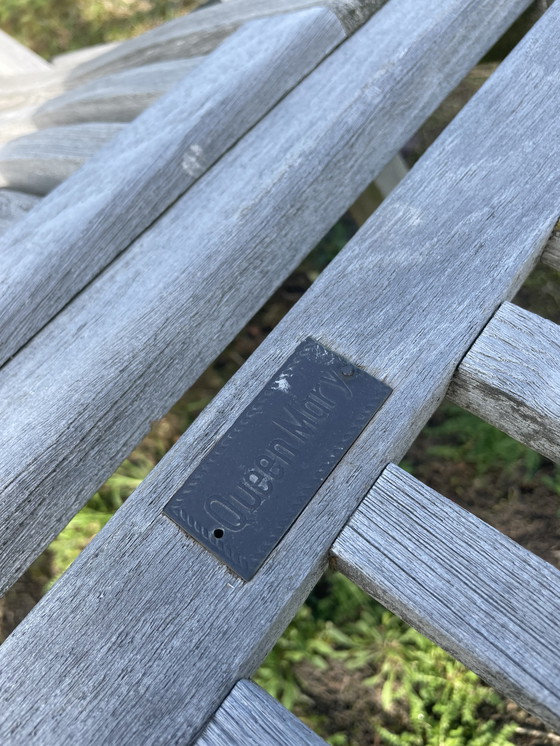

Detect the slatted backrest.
[{"left": 0, "top": 0, "right": 559, "bottom": 743}]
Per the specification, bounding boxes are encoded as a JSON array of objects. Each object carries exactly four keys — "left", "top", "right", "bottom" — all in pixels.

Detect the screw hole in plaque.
[{"left": 213, "top": 528, "right": 224, "bottom": 539}]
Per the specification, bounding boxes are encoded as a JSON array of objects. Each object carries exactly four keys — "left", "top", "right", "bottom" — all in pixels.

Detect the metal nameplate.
[{"left": 163, "top": 338, "right": 391, "bottom": 580}]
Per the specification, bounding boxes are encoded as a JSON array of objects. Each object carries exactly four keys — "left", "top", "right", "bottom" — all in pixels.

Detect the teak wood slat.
[
  {"left": 197, "top": 680, "right": 326, "bottom": 745},
  {"left": 332, "top": 464, "right": 560, "bottom": 731},
  {"left": 0, "top": 7, "right": 346, "bottom": 362},
  {"left": 65, "top": 0, "right": 386, "bottom": 82},
  {"left": 0, "top": 189, "right": 40, "bottom": 235},
  {"left": 0, "top": 1, "right": 368, "bottom": 113},
  {"left": 0, "top": 0, "right": 528, "bottom": 597},
  {"left": 0, "top": 59, "right": 202, "bottom": 143},
  {"left": 0, "top": 122, "right": 123, "bottom": 192},
  {"left": 448, "top": 302, "right": 560, "bottom": 463},
  {"left": 51, "top": 41, "right": 122, "bottom": 70},
  {"left": 542, "top": 224, "right": 560, "bottom": 270},
  {"left": 0, "top": 3, "right": 556, "bottom": 741}
]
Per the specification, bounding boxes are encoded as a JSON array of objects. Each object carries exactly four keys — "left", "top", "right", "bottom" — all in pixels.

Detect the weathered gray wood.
[
  {"left": 0, "top": 70, "right": 75, "bottom": 113},
  {"left": 0, "top": 8, "right": 345, "bottom": 355},
  {"left": 50, "top": 42, "right": 122, "bottom": 70},
  {"left": 0, "top": 2, "right": 555, "bottom": 742},
  {"left": 0, "top": 3, "right": 336, "bottom": 114},
  {"left": 0, "top": 0, "right": 533, "bottom": 597},
  {"left": 67, "top": 0, "right": 387, "bottom": 82},
  {"left": 0, "top": 189, "right": 40, "bottom": 234},
  {"left": 447, "top": 302, "right": 560, "bottom": 462},
  {"left": 0, "top": 105, "right": 39, "bottom": 145},
  {"left": 197, "top": 680, "right": 326, "bottom": 745},
  {"left": 0, "top": 1, "right": 383, "bottom": 117},
  {"left": 542, "top": 224, "right": 560, "bottom": 269},
  {"left": 0, "top": 59, "right": 202, "bottom": 143},
  {"left": 0, "top": 29, "right": 50, "bottom": 75},
  {"left": 332, "top": 464, "right": 560, "bottom": 731},
  {"left": 0, "top": 1, "right": 361, "bottom": 114},
  {"left": 0, "top": 123, "right": 122, "bottom": 193},
  {"left": 34, "top": 58, "right": 203, "bottom": 127}
]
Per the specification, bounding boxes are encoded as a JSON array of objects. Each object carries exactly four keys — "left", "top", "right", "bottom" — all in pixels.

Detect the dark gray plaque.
[{"left": 163, "top": 338, "right": 391, "bottom": 580}]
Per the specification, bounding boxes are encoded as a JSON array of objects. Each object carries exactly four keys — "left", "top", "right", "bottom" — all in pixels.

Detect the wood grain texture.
[
  {"left": 67, "top": 0, "right": 387, "bottom": 82},
  {"left": 0, "top": 0, "right": 373, "bottom": 114},
  {"left": 332, "top": 464, "right": 560, "bottom": 731},
  {"left": 0, "top": 0, "right": 533, "bottom": 598},
  {"left": 0, "top": 70, "right": 75, "bottom": 113},
  {"left": 0, "top": 59, "right": 202, "bottom": 143},
  {"left": 50, "top": 42, "right": 122, "bottom": 70},
  {"left": 447, "top": 302, "right": 560, "bottom": 462},
  {"left": 0, "top": 122, "right": 123, "bottom": 193},
  {"left": 0, "top": 29, "right": 50, "bottom": 75},
  {"left": 0, "top": 189, "right": 40, "bottom": 234},
  {"left": 542, "top": 225, "right": 560, "bottom": 269},
  {"left": 0, "top": 1, "right": 386, "bottom": 123},
  {"left": 0, "top": 1, "right": 554, "bottom": 742},
  {"left": 33, "top": 58, "right": 203, "bottom": 126},
  {"left": 197, "top": 680, "right": 326, "bottom": 745},
  {"left": 0, "top": 8, "right": 346, "bottom": 357}
]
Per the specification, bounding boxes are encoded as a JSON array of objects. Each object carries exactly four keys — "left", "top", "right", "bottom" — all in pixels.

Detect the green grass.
[
  {"left": 401, "top": 402, "right": 544, "bottom": 478},
  {"left": 255, "top": 572, "right": 517, "bottom": 746},
  {"left": 0, "top": 0, "right": 201, "bottom": 59}
]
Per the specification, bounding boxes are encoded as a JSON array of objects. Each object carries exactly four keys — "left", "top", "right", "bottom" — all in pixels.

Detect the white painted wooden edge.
[
  {"left": 0, "top": 29, "right": 50, "bottom": 75},
  {"left": 0, "top": 188, "right": 40, "bottom": 235},
  {"left": 447, "top": 302, "right": 560, "bottom": 462},
  {"left": 197, "top": 680, "right": 326, "bottom": 745},
  {"left": 0, "top": 7, "right": 346, "bottom": 360},
  {"left": 67, "top": 0, "right": 387, "bottom": 82},
  {"left": 0, "top": 122, "right": 123, "bottom": 193},
  {"left": 0, "top": 2, "right": 554, "bottom": 741},
  {"left": 542, "top": 227, "right": 560, "bottom": 270},
  {"left": 332, "top": 464, "right": 560, "bottom": 731}
]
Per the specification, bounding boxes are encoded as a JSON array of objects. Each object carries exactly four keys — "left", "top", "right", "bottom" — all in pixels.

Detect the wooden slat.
[
  {"left": 0, "top": 7, "right": 346, "bottom": 359},
  {"left": 35, "top": 58, "right": 202, "bottom": 127},
  {"left": 0, "top": 59, "right": 202, "bottom": 143},
  {"left": 332, "top": 464, "right": 560, "bottom": 731},
  {"left": 0, "top": 188, "right": 40, "bottom": 234},
  {"left": 0, "top": 29, "right": 50, "bottom": 75},
  {"left": 0, "top": 70, "right": 76, "bottom": 113},
  {"left": 0, "top": 1, "right": 374, "bottom": 114},
  {"left": 0, "top": 123, "right": 122, "bottom": 193},
  {"left": 447, "top": 302, "right": 560, "bottom": 462},
  {"left": 50, "top": 42, "right": 122, "bottom": 70},
  {"left": 0, "top": 2, "right": 555, "bottom": 742},
  {"left": 0, "top": 0, "right": 532, "bottom": 597},
  {"left": 66, "top": 0, "right": 387, "bottom": 82},
  {"left": 542, "top": 224, "right": 560, "bottom": 270},
  {"left": 197, "top": 680, "right": 326, "bottom": 745}
]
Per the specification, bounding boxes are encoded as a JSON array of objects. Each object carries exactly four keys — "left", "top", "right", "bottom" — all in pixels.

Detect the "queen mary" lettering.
[{"left": 203, "top": 366, "right": 354, "bottom": 532}]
